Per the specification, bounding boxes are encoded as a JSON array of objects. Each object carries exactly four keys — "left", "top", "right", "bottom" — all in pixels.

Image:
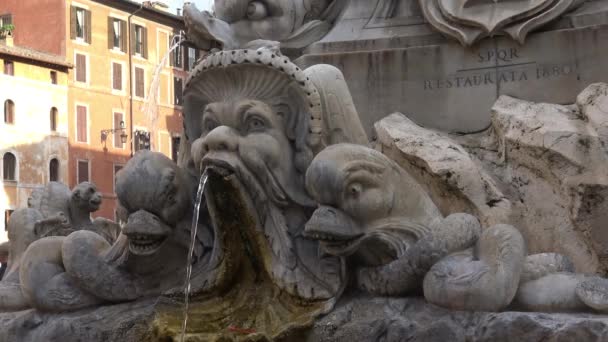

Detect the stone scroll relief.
[
  {"left": 419, "top": 0, "right": 587, "bottom": 46},
  {"left": 183, "top": 0, "right": 348, "bottom": 49}
]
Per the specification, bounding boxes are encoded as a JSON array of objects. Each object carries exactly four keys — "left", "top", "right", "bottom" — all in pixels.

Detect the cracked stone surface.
[
  {"left": 374, "top": 83, "right": 608, "bottom": 274},
  {"left": 307, "top": 295, "right": 608, "bottom": 342},
  {"left": 0, "top": 300, "right": 155, "bottom": 342}
]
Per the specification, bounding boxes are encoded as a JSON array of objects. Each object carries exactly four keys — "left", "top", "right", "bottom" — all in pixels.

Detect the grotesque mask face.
[{"left": 190, "top": 98, "right": 304, "bottom": 205}]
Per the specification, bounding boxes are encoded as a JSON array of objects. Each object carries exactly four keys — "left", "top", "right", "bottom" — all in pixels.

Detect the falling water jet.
[
  {"left": 143, "top": 32, "right": 185, "bottom": 150},
  {"left": 180, "top": 168, "right": 208, "bottom": 342}
]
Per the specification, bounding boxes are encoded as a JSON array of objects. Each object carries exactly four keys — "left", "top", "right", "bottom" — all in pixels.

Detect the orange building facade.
[
  {"left": 1, "top": 0, "right": 195, "bottom": 220},
  {"left": 65, "top": 0, "right": 189, "bottom": 219}
]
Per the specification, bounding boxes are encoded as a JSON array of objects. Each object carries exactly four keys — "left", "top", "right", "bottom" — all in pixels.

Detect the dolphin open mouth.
[
  {"left": 123, "top": 209, "right": 172, "bottom": 256},
  {"left": 128, "top": 234, "right": 167, "bottom": 255},
  {"left": 310, "top": 233, "right": 364, "bottom": 257},
  {"left": 304, "top": 205, "right": 365, "bottom": 256}
]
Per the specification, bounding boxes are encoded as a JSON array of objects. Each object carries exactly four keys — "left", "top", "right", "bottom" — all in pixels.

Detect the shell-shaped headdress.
[{"left": 184, "top": 46, "right": 324, "bottom": 153}]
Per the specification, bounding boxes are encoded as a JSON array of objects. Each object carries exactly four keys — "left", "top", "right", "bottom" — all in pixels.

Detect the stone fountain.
[{"left": 2, "top": 0, "right": 608, "bottom": 341}]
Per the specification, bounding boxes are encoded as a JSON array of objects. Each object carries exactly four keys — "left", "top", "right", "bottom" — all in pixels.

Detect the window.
[
  {"left": 134, "top": 131, "right": 150, "bottom": 152},
  {"left": 3, "top": 61, "right": 14, "bottom": 76},
  {"left": 0, "top": 14, "right": 12, "bottom": 27},
  {"left": 112, "top": 62, "right": 122, "bottom": 91},
  {"left": 75, "top": 53, "right": 87, "bottom": 83},
  {"left": 108, "top": 17, "right": 127, "bottom": 51},
  {"left": 2, "top": 152, "right": 16, "bottom": 181},
  {"left": 77, "top": 160, "right": 89, "bottom": 183},
  {"left": 113, "top": 112, "right": 124, "bottom": 148},
  {"left": 186, "top": 47, "right": 198, "bottom": 71},
  {"left": 3, "top": 100, "right": 14, "bottom": 124},
  {"left": 50, "top": 107, "right": 58, "bottom": 131},
  {"left": 76, "top": 105, "right": 87, "bottom": 142},
  {"left": 71, "top": 6, "right": 91, "bottom": 43},
  {"left": 132, "top": 24, "right": 147, "bottom": 58},
  {"left": 113, "top": 164, "right": 123, "bottom": 192},
  {"left": 170, "top": 35, "right": 183, "bottom": 68},
  {"left": 171, "top": 136, "right": 180, "bottom": 163},
  {"left": 50, "top": 71, "right": 57, "bottom": 84},
  {"left": 134, "top": 67, "right": 145, "bottom": 98},
  {"left": 4, "top": 210, "right": 13, "bottom": 232},
  {"left": 49, "top": 158, "right": 59, "bottom": 182},
  {"left": 173, "top": 77, "right": 183, "bottom": 106}
]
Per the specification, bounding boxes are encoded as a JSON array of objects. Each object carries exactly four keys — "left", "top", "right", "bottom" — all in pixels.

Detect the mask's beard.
[{"left": 201, "top": 152, "right": 301, "bottom": 269}]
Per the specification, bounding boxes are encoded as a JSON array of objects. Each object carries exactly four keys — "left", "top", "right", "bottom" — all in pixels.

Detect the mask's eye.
[
  {"left": 247, "top": 1, "right": 268, "bottom": 20},
  {"left": 246, "top": 115, "right": 266, "bottom": 132},
  {"left": 202, "top": 118, "right": 219, "bottom": 133}
]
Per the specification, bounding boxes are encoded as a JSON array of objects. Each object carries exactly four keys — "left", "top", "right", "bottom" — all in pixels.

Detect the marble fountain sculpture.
[{"left": 2, "top": 0, "right": 608, "bottom": 341}]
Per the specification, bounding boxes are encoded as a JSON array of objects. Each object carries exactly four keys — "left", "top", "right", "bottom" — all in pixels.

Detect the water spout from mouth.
[{"left": 180, "top": 168, "right": 209, "bottom": 342}]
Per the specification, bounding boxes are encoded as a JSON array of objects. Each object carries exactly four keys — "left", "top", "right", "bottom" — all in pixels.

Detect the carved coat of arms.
[{"left": 420, "top": 0, "right": 586, "bottom": 45}]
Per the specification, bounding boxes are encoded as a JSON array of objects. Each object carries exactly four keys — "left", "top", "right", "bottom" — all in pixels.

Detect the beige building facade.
[{"left": 0, "top": 41, "right": 71, "bottom": 240}]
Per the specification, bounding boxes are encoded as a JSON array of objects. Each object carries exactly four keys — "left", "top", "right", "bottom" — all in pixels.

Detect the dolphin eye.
[
  {"left": 347, "top": 183, "right": 362, "bottom": 198},
  {"left": 247, "top": 1, "right": 268, "bottom": 20}
]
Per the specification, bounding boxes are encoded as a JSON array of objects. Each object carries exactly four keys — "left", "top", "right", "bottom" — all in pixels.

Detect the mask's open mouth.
[
  {"left": 201, "top": 156, "right": 236, "bottom": 177},
  {"left": 128, "top": 234, "right": 167, "bottom": 255}
]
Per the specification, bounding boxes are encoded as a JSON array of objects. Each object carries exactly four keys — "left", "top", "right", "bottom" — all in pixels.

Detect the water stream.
[
  {"left": 143, "top": 33, "right": 185, "bottom": 150},
  {"left": 180, "top": 169, "right": 209, "bottom": 342}
]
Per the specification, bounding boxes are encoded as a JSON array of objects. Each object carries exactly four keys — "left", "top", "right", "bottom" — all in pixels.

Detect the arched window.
[
  {"left": 2, "top": 153, "right": 16, "bottom": 181},
  {"left": 49, "top": 158, "right": 59, "bottom": 182},
  {"left": 3, "top": 100, "right": 14, "bottom": 124},
  {"left": 50, "top": 107, "right": 58, "bottom": 132}
]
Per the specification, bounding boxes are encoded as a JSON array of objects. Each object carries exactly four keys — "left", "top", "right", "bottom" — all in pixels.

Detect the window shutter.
[
  {"left": 173, "top": 77, "right": 183, "bottom": 106},
  {"left": 130, "top": 24, "right": 136, "bottom": 55},
  {"left": 77, "top": 160, "right": 89, "bottom": 183},
  {"left": 77, "top": 106, "right": 87, "bottom": 142},
  {"left": 85, "top": 9, "right": 92, "bottom": 43},
  {"left": 114, "top": 112, "right": 123, "bottom": 148},
  {"left": 76, "top": 54, "right": 86, "bottom": 83},
  {"left": 70, "top": 6, "right": 77, "bottom": 40},
  {"left": 112, "top": 63, "right": 122, "bottom": 90},
  {"left": 142, "top": 27, "right": 148, "bottom": 59},
  {"left": 107, "top": 17, "right": 113, "bottom": 50},
  {"left": 50, "top": 107, "right": 57, "bottom": 131},
  {"left": 121, "top": 20, "right": 127, "bottom": 52},
  {"left": 135, "top": 68, "right": 144, "bottom": 97}
]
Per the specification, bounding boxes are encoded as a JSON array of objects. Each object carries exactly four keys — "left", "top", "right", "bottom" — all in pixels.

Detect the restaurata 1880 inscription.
[{"left": 424, "top": 47, "right": 577, "bottom": 90}]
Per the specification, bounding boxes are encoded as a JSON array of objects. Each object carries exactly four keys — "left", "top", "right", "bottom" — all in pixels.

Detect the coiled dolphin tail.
[
  {"left": 357, "top": 213, "right": 481, "bottom": 296},
  {"left": 423, "top": 224, "right": 526, "bottom": 312},
  {"left": 62, "top": 231, "right": 139, "bottom": 302},
  {"left": 514, "top": 253, "right": 589, "bottom": 312}
]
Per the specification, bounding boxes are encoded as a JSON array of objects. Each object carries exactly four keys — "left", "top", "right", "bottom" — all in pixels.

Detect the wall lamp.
[{"left": 101, "top": 120, "right": 128, "bottom": 144}]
